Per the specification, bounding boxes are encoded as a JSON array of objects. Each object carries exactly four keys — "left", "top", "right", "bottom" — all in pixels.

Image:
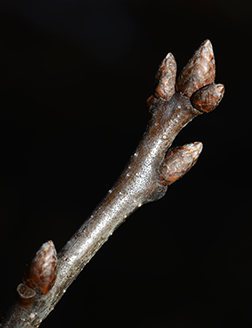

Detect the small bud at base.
[{"left": 24, "top": 241, "right": 57, "bottom": 296}]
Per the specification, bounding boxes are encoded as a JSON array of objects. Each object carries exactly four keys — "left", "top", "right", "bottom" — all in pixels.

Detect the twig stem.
[{"left": 1, "top": 40, "right": 224, "bottom": 328}]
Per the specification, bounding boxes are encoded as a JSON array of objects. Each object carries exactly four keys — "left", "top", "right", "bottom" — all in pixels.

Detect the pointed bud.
[
  {"left": 176, "top": 39, "right": 215, "bottom": 98},
  {"left": 154, "top": 52, "right": 177, "bottom": 101},
  {"left": 191, "top": 83, "right": 225, "bottom": 113},
  {"left": 160, "top": 142, "right": 203, "bottom": 185},
  {"left": 24, "top": 240, "right": 57, "bottom": 295}
]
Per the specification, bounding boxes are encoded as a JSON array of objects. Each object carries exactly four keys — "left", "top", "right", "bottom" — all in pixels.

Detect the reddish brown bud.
[
  {"left": 191, "top": 83, "right": 225, "bottom": 113},
  {"left": 176, "top": 40, "right": 215, "bottom": 98},
  {"left": 160, "top": 142, "right": 203, "bottom": 185},
  {"left": 24, "top": 241, "right": 57, "bottom": 296},
  {"left": 154, "top": 52, "right": 177, "bottom": 100}
]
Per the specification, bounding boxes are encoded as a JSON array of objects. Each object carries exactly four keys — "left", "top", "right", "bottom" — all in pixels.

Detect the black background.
[{"left": 0, "top": 1, "right": 251, "bottom": 327}]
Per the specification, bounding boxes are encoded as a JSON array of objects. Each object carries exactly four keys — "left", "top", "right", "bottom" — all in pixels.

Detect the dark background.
[{"left": 0, "top": 1, "right": 251, "bottom": 327}]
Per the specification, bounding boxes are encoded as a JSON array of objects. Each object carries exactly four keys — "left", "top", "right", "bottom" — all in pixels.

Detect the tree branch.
[{"left": 1, "top": 39, "right": 224, "bottom": 328}]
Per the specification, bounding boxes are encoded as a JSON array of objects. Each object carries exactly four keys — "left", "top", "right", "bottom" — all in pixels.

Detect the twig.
[{"left": 1, "top": 40, "right": 224, "bottom": 328}]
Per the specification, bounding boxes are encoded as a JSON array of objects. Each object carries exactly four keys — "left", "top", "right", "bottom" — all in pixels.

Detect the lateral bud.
[
  {"left": 191, "top": 83, "right": 225, "bottom": 113},
  {"left": 176, "top": 39, "right": 215, "bottom": 98},
  {"left": 154, "top": 52, "right": 177, "bottom": 100},
  {"left": 160, "top": 142, "right": 203, "bottom": 185},
  {"left": 23, "top": 240, "right": 57, "bottom": 296}
]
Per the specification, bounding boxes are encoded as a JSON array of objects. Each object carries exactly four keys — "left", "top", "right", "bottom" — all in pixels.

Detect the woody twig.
[{"left": 1, "top": 40, "right": 224, "bottom": 328}]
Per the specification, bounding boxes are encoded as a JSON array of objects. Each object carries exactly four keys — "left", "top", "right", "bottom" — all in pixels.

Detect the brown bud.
[
  {"left": 176, "top": 39, "right": 215, "bottom": 98},
  {"left": 154, "top": 52, "right": 177, "bottom": 100},
  {"left": 24, "top": 241, "right": 57, "bottom": 295},
  {"left": 160, "top": 142, "right": 203, "bottom": 185},
  {"left": 191, "top": 83, "right": 225, "bottom": 113}
]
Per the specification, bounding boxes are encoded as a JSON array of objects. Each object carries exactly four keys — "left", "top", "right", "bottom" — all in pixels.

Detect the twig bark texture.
[{"left": 1, "top": 40, "right": 224, "bottom": 328}]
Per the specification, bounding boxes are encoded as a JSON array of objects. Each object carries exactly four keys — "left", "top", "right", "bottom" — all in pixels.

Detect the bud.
[
  {"left": 176, "top": 39, "right": 215, "bottom": 98},
  {"left": 191, "top": 83, "right": 225, "bottom": 113},
  {"left": 23, "top": 240, "right": 57, "bottom": 296},
  {"left": 160, "top": 142, "right": 203, "bottom": 185},
  {"left": 154, "top": 52, "right": 177, "bottom": 100}
]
